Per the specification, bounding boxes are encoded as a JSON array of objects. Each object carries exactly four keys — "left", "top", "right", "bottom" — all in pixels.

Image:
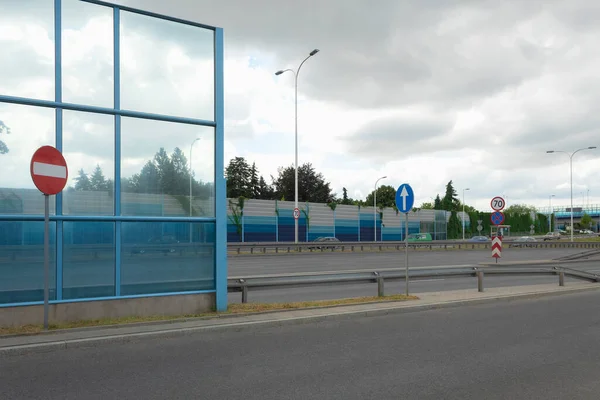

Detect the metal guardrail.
[
  {"left": 228, "top": 265, "right": 600, "bottom": 303},
  {"left": 228, "top": 239, "right": 600, "bottom": 255}
]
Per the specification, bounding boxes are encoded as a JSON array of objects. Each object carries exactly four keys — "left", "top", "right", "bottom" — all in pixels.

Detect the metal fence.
[{"left": 228, "top": 265, "right": 600, "bottom": 303}]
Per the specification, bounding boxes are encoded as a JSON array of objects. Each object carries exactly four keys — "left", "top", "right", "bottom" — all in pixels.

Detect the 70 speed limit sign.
[{"left": 490, "top": 196, "right": 505, "bottom": 211}]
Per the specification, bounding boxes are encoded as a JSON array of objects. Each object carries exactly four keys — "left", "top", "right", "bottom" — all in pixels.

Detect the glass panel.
[
  {"left": 120, "top": 10, "right": 214, "bottom": 120},
  {"left": 63, "top": 221, "right": 115, "bottom": 299},
  {"left": 61, "top": 0, "right": 114, "bottom": 108},
  {"left": 0, "top": 220, "right": 56, "bottom": 304},
  {"left": 62, "top": 110, "right": 114, "bottom": 215},
  {"left": 120, "top": 221, "right": 215, "bottom": 296},
  {"left": 120, "top": 117, "right": 214, "bottom": 217},
  {"left": 0, "top": 103, "right": 56, "bottom": 215},
  {"left": 0, "top": 0, "right": 55, "bottom": 101}
]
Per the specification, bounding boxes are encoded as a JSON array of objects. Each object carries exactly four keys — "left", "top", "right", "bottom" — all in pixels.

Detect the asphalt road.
[
  {"left": 4, "top": 289, "right": 600, "bottom": 399},
  {"left": 228, "top": 247, "right": 590, "bottom": 276}
]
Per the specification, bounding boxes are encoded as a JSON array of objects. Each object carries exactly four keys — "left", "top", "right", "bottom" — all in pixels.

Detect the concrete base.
[{"left": 0, "top": 293, "right": 215, "bottom": 327}]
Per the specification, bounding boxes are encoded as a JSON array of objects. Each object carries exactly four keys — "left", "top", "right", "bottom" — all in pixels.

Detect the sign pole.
[
  {"left": 405, "top": 212, "right": 409, "bottom": 296},
  {"left": 43, "top": 194, "right": 50, "bottom": 331}
]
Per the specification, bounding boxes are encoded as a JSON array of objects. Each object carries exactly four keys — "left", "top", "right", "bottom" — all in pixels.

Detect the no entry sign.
[{"left": 30, "top": 145, "right": 68, "bottom": 195}]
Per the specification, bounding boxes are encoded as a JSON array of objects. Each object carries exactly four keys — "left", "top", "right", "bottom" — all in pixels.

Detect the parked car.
[
  {"left": 469, "top": 235, "right": 489, "bottom": 242},
  {"left": 510, "top": 236, "right": 538, "bottom": 248},
  {"left": 130, "top": 235, "right": 180, "bottom": 254},
  {"left": 542, "top": 232, "right": 561, "bottom": 241},
  {"left": 407, "top": 233, "right": 433, "bottom": 242},
  {"left": 308, "top": 236, "right": 341, "bottom": 250}
]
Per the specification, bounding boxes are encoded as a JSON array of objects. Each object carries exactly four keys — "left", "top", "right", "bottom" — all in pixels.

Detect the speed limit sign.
[
  {"left": 293, "top": 207, "right": 300, "bottom": 220},
  {"left": 490, "top": 196, "right": 505, "bottom": 211}
]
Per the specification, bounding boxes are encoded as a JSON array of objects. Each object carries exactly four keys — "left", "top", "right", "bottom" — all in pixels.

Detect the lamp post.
[
  {"left": 275, "top": 49, "right": 320, "bottom": 243},
  {"left": 189, "top": 138, "right": 201, "bottom": 242},
  {"left": 374, "top": 176, "right": 387, "bottom": 241},
  {"left": 548, "top": 194, "right": 555, "bottom": 232},
  {"left": 462, "top": 188, "right": 470, "bottom": 240},
  {"left": 547, "top": 146, "right": 597, "bottom": 242}
]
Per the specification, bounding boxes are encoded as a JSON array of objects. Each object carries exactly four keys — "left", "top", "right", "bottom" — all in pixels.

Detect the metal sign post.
[
  {"left": 405, "top": 212, "right": 409, "bottom": 295},
  {"left": 395, "top": 183, "right": 415, "bottom": 296},
  {"left": 43, "top": 194, "right": 50, "bottom": 330},
  {"left": 30, "top": 145, "right": 69, "bottom": 331}
]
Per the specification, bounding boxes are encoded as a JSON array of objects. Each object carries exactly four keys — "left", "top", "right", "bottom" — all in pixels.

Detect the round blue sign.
[{"left": 491, "top": 211, "right": 505, "bottom": 225}]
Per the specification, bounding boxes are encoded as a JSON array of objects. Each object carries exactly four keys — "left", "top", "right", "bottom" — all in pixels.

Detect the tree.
[
  {"left": 257, "top": 176, "right": 274, "bottom": 199},
  {"left": 433, "top": 195, "right": 442, "bottom": 210},
  {"left": 74, "top": 169, "right": 92, "bottom": 191},
  {"left": 0, "top": 120, "right": 9, "bottom": 154},
  {"left": 272, "top": 162, "right": 335, "bottom": 203},
  {"left": 249, "top": 163, "right": 260, "bottom": 198},
  {"left": 420, "top": 202, "right": 434, "bottom": 209},
  {"left": 365, "top": 185, "right": 396, "bottom": 209},
  {"left": 581, "top": 212, "right": 593, "bottom": 228},
  {"left": 505, "top": 204, "right": 536, "bottom": 214},
  {"left": 441, "top": 180, "right": 459, "bottom": 211},
  {"left": 225, "top": 157, "right": 251, "bottom": 198},
  {"left": 89, "top": 164, "right": 110, "bottom": 191}
]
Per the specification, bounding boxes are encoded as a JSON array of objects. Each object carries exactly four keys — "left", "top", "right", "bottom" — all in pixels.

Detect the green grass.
[{"left": 0, "top": 294, "right": 418, "bottom": 336}]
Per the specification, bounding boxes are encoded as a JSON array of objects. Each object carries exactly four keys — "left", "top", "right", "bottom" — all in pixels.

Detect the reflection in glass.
[
  {"left": 61, "top": 0, "right": 114, "bottom": 107},
  {"left": 0, "top": 221, "right": 56, "bottom": 304},
  {"left": 0, "top": 103, "right": 56, "bottom": 215},
  {"left": 0, "top": 0, "right": 55, "bottom": 101},
  {"left": 62, "top": 110, "right": 114, "bottom": 215},
  {"left": 63, "top": 221, "right": 115, "bottom": 299},
  {"left": 120, "top": 10, "right": 215, "bottom": 120},
  {"left": 120, "top": 117, "right": 215, "bottom": 217},
  {"left": 120, "top": 221, "right": 215, "bottom": 296}
]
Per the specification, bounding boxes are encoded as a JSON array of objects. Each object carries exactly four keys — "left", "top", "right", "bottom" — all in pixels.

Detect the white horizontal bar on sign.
[{"left": 33, "top": 162, "right": 67, "bottom": 179}]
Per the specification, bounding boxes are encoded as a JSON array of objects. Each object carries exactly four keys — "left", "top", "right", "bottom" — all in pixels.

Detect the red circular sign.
[{"left": 30, "top": 145, "right": 68, "bottom": 195}]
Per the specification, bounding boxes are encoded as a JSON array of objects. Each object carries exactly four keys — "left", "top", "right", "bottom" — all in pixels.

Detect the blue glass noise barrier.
[{"left": 0, "top": 0, "right": 227, "bottom": 310}]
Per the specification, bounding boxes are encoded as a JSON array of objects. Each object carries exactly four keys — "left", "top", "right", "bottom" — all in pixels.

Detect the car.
[
  {"left": 510, "top": 236, "right": 538, "bottom": 248},
  {"left": 542, "top": 232, "right": 561, "bottom": 241},
  {"left": 469, "top": 235, "right": 489, "bottom": 242},
  {"left": 130, "top": 235, "right": 180, "bottom": 255},
  {"left": 308, "top": 236, "right": 341, "bottom": 250},
  {"left": 407, "top": 233, "right": 432, "bottom": 242}
]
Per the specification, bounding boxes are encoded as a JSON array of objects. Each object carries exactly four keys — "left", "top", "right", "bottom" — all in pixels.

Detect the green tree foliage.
[
  {"left": 505, "top": 204, "right": 537, "bottom": 214},
  {"left": 447, "top": 211, "right": 462, "bottom": 239},
  {"left": 420, "top": 202, "right": 434, "bottom": 209},
  {"left": 441, "top": 180, "right": 459, "bottom": 211},
  {"left": 74, "top": 165, "right": 113, "bottom": 192},
  {"left": 581, "top": 212, "right": 593, "bottom": 228},
  {"left": 365, "top": 184, "right": 396, "bottom": 209},
  {"left": 272, "top": 162, "right": 335, "bottom": 203},
  {"left": 340, "top": 187, "right": 354, "bottom": 205},
  {"left": 0, "top": 120, "right": 10, "bottom": 154},
  {"left": 225, "top": 157, "right": 274, "bottom": 199},
  {"left": 433, "top": 194, "right": 442, "bottom": 210}
]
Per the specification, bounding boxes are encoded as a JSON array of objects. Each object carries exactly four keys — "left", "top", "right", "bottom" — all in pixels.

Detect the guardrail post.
[
  {"left": 240, "top": 279, "right": 248, "bottom": 303},
  {"left": 373, "top": 272, "right": 384, "bottom": 297},
  {"left": 559, "top": 271, "right": 565, "bottom": 286},
  {"left": 476, "top": 270, "right": 484, "bottom": 292}
]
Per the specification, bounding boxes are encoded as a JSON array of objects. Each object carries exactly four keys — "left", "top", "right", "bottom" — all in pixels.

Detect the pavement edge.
[{"left": 2, "top": 284, "right": 600, "bottom": 357}]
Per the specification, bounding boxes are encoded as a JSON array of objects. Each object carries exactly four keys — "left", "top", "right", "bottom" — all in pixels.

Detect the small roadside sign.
[{"left": 293, "top": 207, "right": 300, "bottom": 220}]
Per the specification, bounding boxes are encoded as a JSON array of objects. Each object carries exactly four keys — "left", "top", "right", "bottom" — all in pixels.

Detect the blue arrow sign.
[{"left": 395, "top": 183, "right": 415, "bottom": 213}]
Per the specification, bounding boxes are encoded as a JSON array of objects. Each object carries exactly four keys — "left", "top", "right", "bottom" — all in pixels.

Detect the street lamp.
[
  {"left": 546, "top": 146, "right": 597, "bottom": 242},
  {"left": 462, "top": 188, "right": 470, "bottom": 240},
  {"left": 548, "top": 194, "right": 555, "bottom": 232},
  {"left": 189, "top": 138, "right": 201, "bottom": 242},
  {"left": 275, "top": 48, "right": 320, "bottom": 243},
  {"left": 374, "top": 176, "right": 387, "bottom": 241}
]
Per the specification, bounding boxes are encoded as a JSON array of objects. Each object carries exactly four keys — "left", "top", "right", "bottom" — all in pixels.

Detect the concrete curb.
[{"left": 2, "top": 285, "right": 600, "bottom": 356}]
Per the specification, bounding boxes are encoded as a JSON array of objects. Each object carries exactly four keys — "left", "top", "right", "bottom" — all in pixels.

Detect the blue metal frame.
[{"left": 0, "top": 0, "right": 225, "bottom": 309}]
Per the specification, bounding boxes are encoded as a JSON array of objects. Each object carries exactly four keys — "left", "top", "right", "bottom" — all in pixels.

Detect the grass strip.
[{"left": 0, "top": 294, "right": 418, "bottom": 336}]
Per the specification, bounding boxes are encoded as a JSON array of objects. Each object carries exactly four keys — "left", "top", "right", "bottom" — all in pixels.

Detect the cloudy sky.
[{"left": 2, "top": 0, "right": 600, "bottom": 212}]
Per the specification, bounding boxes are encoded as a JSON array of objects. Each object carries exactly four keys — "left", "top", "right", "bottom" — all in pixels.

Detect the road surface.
[
  {"left": 4, "top": 289, "right": 600, "bottom": 399},
  {"left": 228, "top": 247, "right": 589, "bottom": 276}
]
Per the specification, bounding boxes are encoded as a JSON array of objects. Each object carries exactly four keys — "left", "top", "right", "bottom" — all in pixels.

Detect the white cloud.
[{"left": 2, "top": 0, "right": 600, "bottom": 213}]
